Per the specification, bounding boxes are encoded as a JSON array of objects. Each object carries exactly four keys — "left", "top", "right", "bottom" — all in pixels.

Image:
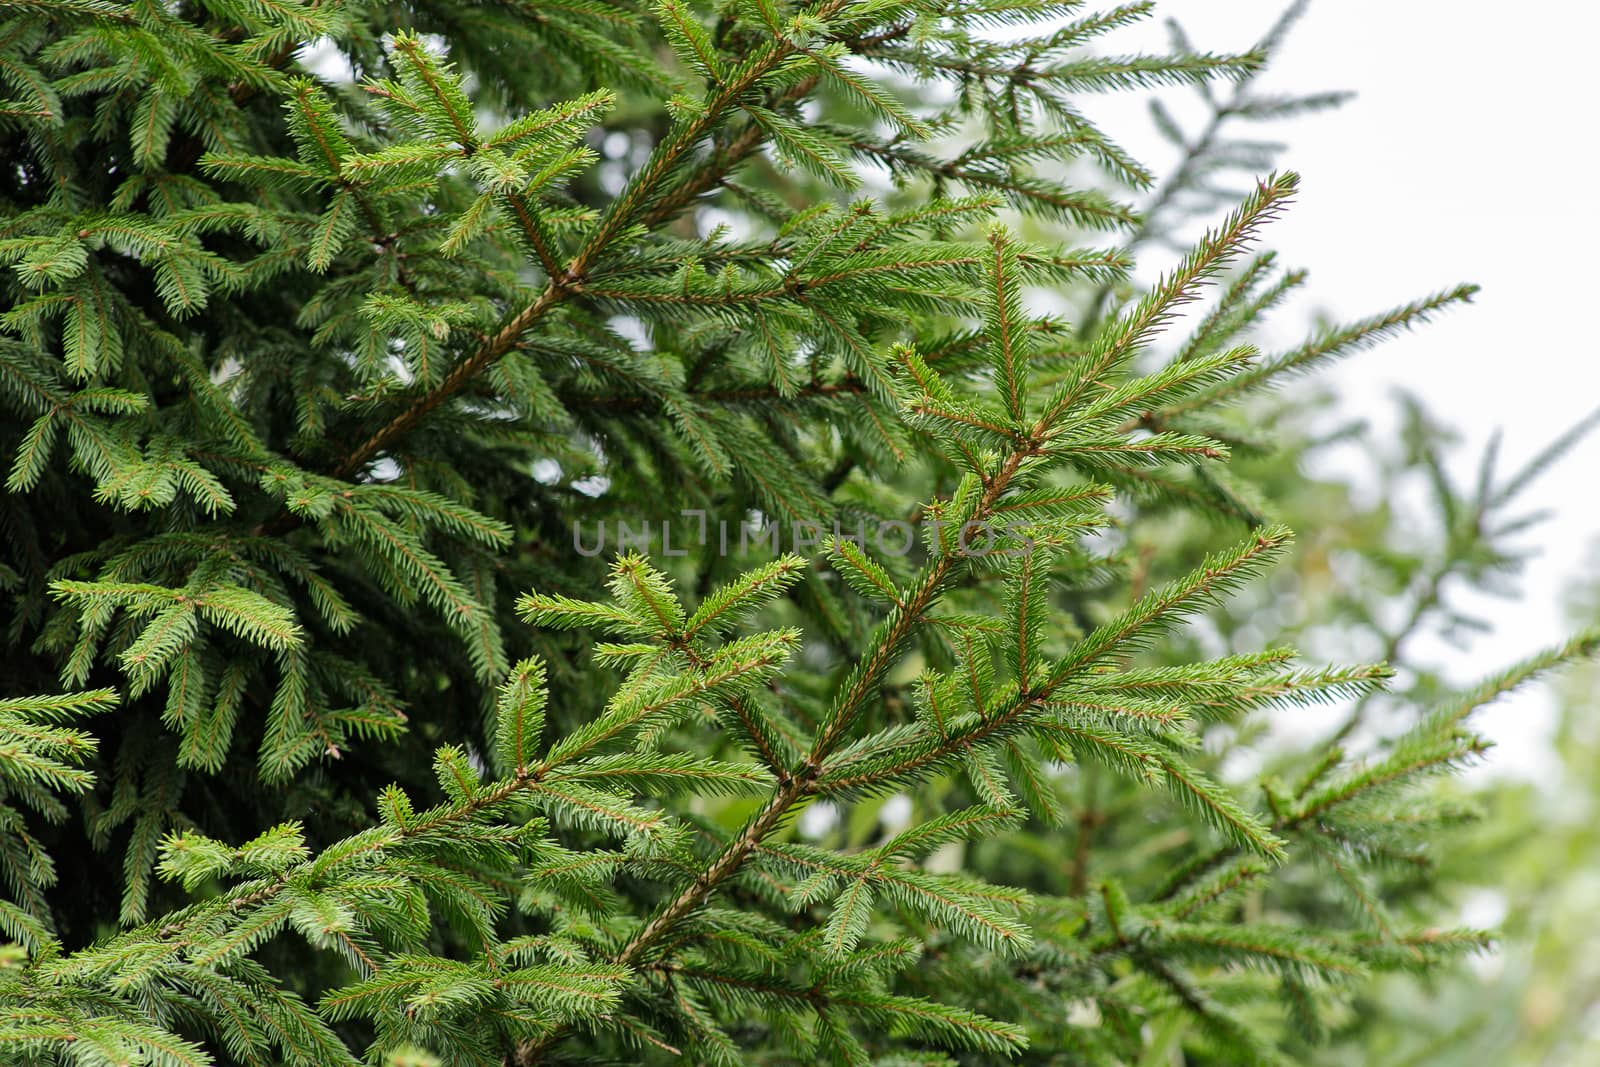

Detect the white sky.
[{"left": 1084, "top": 2, "right": 1600, "bottom": 778}]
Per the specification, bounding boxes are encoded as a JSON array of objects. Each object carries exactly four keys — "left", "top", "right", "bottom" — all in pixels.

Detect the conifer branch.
[
  {"left": 1, "top": 4, "right": 1564, "bottom": 1064},
  {"left": 332, "top": 3, "right": 857, "bottom": 479}
]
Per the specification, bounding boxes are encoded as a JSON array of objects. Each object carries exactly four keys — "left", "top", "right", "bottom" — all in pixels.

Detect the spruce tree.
[{"left": 0, "top": 1, "right": 1592, "bottom": 1064}]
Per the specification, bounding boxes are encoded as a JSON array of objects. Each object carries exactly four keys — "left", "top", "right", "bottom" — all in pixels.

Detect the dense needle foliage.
[{"left": 0, "top": 0, "right": 1593, "bottom": 1063}]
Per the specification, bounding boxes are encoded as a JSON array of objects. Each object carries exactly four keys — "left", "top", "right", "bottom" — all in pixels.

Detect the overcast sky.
[{"left": 1084, "top": 2, "right": 1600, "bottom": 778}]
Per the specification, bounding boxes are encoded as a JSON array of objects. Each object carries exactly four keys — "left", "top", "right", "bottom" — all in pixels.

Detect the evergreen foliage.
[{"left": 0, "top": 1, "right": 1592, "bottom": 1064}]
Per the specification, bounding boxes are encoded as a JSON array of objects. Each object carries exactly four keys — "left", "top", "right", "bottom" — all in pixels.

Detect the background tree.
[
  {"left": 1, "top": 1, "right": 1592, "bottom": 1064},
  {"left": 1222, "top": 408, "right": 1600, "bottom": 1067}
]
